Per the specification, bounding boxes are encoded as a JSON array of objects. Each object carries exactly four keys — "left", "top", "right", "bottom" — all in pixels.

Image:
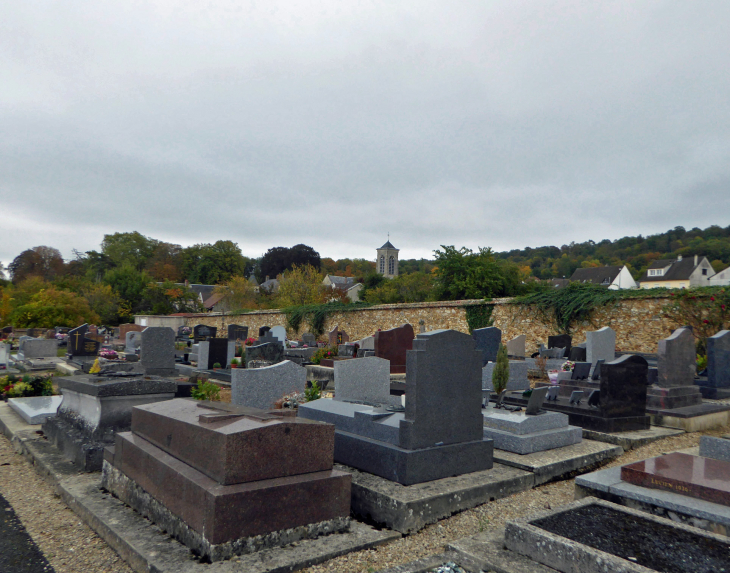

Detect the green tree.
[
  {"left": 492, "top": 343, "right": 510, "bottom": 394},
  {"left": 433, "top": 246, "right": 522, "bottom": 300},
  {"left": 276, "top": 265, "right": 326, "bottom": 307},
  {"left": 258, "top": 244, "right": 321, "bottom": 282},
  {"left": 8, "top": 246, "right": 65, "bottom": 283},
  {"left": 103, "top": 264, "right": 152, "bottom": 314},
  {"left": 10, "top": 287, "right": 100, "bottom": 328},
  {"left": 80, "top": 283, "right": 125, "bottom": 325},
  {"left": 213, "top": 276, "right": 260, "bottom": 311},
  {"left": 363, "top": 272, "right": 434, "bottom": 304},
  {"left": 182, "top": 241, "right": 249, "bottom": 284},
  {"left": 101, "top": 232, "right": 159, "bottom": 271}
]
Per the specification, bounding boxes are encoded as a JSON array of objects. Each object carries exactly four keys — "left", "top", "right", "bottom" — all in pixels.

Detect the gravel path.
[{"left": 0, "top": 420, "right": 727, "bottom": 573}]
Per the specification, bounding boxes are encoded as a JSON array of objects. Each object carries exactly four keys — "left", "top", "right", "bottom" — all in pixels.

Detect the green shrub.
[
  {"left": 492, "top": 344, "right": 509, "bottom": 394},
  {"left": 213, "top": 362, "right": 221, "bottom": 369},
  {"left": 310, "top": 346, "right": 338, "bottom": 365},
  {"left": 305, "top": 381, "right": 321, "bottom": 402},
  {"left": 190, "top": 379, "right": 221, "bottom": 401}
]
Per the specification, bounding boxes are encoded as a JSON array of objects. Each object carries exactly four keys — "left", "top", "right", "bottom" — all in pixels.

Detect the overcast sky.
[{"left": 2, "top": 1, "right": 729, "bottom": 269}]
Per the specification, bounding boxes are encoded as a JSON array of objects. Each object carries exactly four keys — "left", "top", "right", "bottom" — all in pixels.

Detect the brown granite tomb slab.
[
  {"left": 130, "top": 399, "right": 335, "bottom": 485},
  {"left": 621, "top": 452, "right": 730, "bottom": 506},
  {"left": 374, "top": 324, "right": 414, "bottom": 374},
  {"left": 111, "top": 431, "right": 351, "bottom": 544}
]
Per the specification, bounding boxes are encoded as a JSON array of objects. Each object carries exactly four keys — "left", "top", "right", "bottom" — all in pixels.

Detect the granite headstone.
[
  {"left": 140, "top": 327, "right": 176, "bottom": 376},
  {"left": 334, "top": 356, "right": 394, "bottom": 405},
  {"left": 193, "top": 325, "right": 217, "bottom": 343},
  {"left": 472, "top": 326, "right": 502, "bottom": 366},
  {"left": 547, "top": 334, "right": 571, "bottom": 357},
  {"left": 600, "top": 355, "right": 649, "bottom": 417},
  {"left": 67, "top": 324, "right": 100, "bottom": 356},
  {"left": 231, "top": 360, "right": 307, "bottom": 410},
  {"left": 657, "top": 328, "right": 696, "bottom": 387},
  {"left": 374, "top": 323, "right": 414, "bottom": 374},
  {"left": 707, "top": 330, "right": 730, "bottom": 389},
  {"left": 586, "top": 326, "right": 616, "bottom": 365},
  {"left": 227, "top": 324, "right": 249, "bottom": 341},
  {"left": 505, "top": 334, "right": 526, "bottom": 358}
]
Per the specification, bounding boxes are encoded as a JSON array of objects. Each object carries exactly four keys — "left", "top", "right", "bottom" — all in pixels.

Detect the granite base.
[
  {"left": 42, "top": 415, "right": 107, "bottom": 471},
  {"left": 645, "top": 384, "right": 703, "bottom": 411},
  {"left": 650, "top": 402, "right": 730, "bottom": 431}
]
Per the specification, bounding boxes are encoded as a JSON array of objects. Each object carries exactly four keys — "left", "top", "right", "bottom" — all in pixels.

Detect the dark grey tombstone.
[
  {"left": 525, "top": 386, "right": 548, "bottom": 415},
  {"left": 647, "top": 367, "right": 658, "bottom": 386},
  {"left": 571, "top": 362, "right": 591, "bottom": 380},
  {"left": 600, "top": 355, "right": 649, "bottom": 417},
  {"left": 568, "top": 344, "right": 587, "bottom": 362},
  {"left": 257, "top": 332, "right": 282, "bottom": 347},
  {"left": 259, "top": 326, "right": 271, "bottom": 337},
  {"left": 193, "top": 325, "right": 217, "bottom": 343},
  {"left": 68, "top": 324, "right": 99, "bottom": 356},
  {"left": 707, "top": 330, "right": 730, "bottom": 389},
  {"left": 245, "top": 342, "right": 284, "bottom": 366},
  {"left": 591, "top": 359, "right": 605, "bottom": 381},
  {"left": 302, "top": 333, "right": 316, "bottom": 346},
  {"left": 205, "top": 338, "right": 229, "bottom": 369},
  {"left": 399, "top": 329, "right": 483, "bottom": 450},
  {"left": 140, "top": 327, "right": 176, "bottom": 376},
  {"left": 569, "top": 390, "right": 584, "bottom": 405},
  {"left": 657, "top": 327, "right": 696, "bottom": 387},
  {"left": 548, "top": 334, "right": 572, "bottom": 356},
  {"left": 227, "top": 324, "right": 249, "bottom": 341},
  {"left": 338, "top": 343, "right": 358, "bottom": 357},
  {"left": 587, "top": 390, "right": 601, "bottom": 408},
  {"left": 472, "top": 327, "right": 502, "bottom": 366},
  {"left": 546, "top": 386, "right": 559, "bottom": 401}
]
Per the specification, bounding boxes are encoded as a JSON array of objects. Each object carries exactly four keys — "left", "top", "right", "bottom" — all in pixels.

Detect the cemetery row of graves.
[{"left": 0, "top": 315, "right": 729, "bottom": 573}]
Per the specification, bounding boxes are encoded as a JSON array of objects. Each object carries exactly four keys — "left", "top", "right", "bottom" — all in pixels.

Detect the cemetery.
[{"left": 0, "top": 311, "right": 729, "bottom": 572}]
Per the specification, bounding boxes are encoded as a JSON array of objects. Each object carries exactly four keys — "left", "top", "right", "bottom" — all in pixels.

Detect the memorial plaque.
[
  {"left": 570, "top": 362, "right": 591, "bottom": 380},
  {"left": 525, "top": 386, "right": 548, "bottom": 415},
  {"left": 328, "top": 325, "right": 349, "bottom": 347},
  {"left": 622, "top": 452, "right": 730, "bottom": 506}
]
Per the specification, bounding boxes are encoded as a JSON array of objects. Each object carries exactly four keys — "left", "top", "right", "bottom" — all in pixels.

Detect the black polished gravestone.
[
  {"left": 259, "top": 326, "right": 271, "bottom": 337},
  {"left": 193, "top": 325, "right": 217, "bottom": 343},
  {"left": 568, "top": 344, "right": 587, "bottom": 362},
  {"left": 67, "top": 323, "right": 100, "bottom": 357},
  {"left": 227, "top": 324, "right": 249, "bottom": 341},
  {"left": 571, "top": 362, "right": 591, "bottom": 380},
  {"left": 506, "top": 355, "right": 651, "bottom": 432},
  {"left": 548, "top": 334, "right": 572, "bottom": 357},
  {"left": 245, "top": 333, "right": 284, "bottom": 366},
  {"left": 204, "top": 338, "right": 229, "bottom": 370}
]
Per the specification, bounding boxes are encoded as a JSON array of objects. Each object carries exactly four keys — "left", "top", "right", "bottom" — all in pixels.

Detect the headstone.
[
  {"left": 140, "top": 327, "right": 176, "bottom": 376},
  {"left": 198, "top": 338, "right": 229, "bottom": 370},
  {"left": 227, "top": 324, "right": 249, "bottom": 341},
  {"left": 258, "top": 326, "right": 271, "bottom": 337},
  {"left": 357, "top": 336, "right": 375, "bottom": 350},
  {"left": 472, "top": 327, "right": 502, "bottom": 366},
  {"left": 587, "top": 390, "right": 600, "bottom": 408},
  {"left": 193, "top": 324, "right": 216, "bottom": 343},
  {"left": 245, "top": 340, "right": 284, "bottom": 366},
  {"left": 547, "top": 334, "right": 571, "bottom": 357},
  {"left": 707, "top": 330, "right": 730, "bottom": 389},
  {"left": 125, "top": 331, "right": 142, "bottom": 353},
  {"left": 525, "top": 386, "right": 548, "bottom": 415},
  {"left": 18, "top": 338, "right": 58, "bottom": 359},
  {"left": 334, "top": 356, "right": 396, "bottom": 406},
  {"left": 374, "top": 323, "right": 414, "bottom": 374},
  {"left": 0, "top": 342, "right": 9, "bottom": 365},
  {"left": 591, "top": 359, "right": 605, "bottom": 380},
  {"left": 270, "top": 325, "right": 287, "bottom": 345},
  {"left": 586, "top": 327, "right": 616, "bottom": 365},
  {"left": 177, "top": 325, "right": 192, "bottom": 339},
  {"left": 338, "top": 343, "right": 358, "bottom": 358},
  {"left": 600, "top": 355, "right": 649, "bottom": 417},
  {"left": 657, "top": 328, "right": 696, "bottom": 387},
  {"left": 102, "top": 399, "right": 350, "bottom": 561},
  {"left": 328, "top": 325, "right": 349, "bottom": 346},
  {"left": 506, "top": 335, "right": 526, "bottom": 358},
  {"left": 482, "top": 361, "right": 530, "bottom": 392},
  {"left": 231, "top": 360, "right": 307, "bottom": 410},
  {"left": 298, "top": 329, "right": 493, "bottom": 485},
  {"left": 570, "top": 362, "right": 591, "bottom": 380},
  {"left": 67, "top": 324, "right": 100, "bottom": 356},
  {"left": 568, "top": 344, "right": 586, "bottom": 362},
  {"left": 301, "top": 333, "right": 316, "bottom": 347}
]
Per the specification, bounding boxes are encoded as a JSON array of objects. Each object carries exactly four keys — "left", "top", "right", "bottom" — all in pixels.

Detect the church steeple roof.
[{"left": 379, "top": 240, "right": 397, "bottom": 250}]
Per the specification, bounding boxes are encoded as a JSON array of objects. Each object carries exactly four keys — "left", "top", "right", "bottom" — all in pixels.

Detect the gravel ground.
[{"left": 0, "top": 413, "right": 727, "bottom": 573}]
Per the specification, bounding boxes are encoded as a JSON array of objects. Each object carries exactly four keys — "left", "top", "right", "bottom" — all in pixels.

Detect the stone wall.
[{"left": 176, "top": 295, "right": 678, "bottom": 353}]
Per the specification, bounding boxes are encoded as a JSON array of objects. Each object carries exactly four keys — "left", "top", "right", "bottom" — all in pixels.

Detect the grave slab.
[
  {"left": 581, "top": 426, "right": 684, "bottom": 450},
  {"left": 649, "top": 402, "right": 730, "bottom": 431},
  {"left": 699, "top": 435, "right": 730, "bottom": 462},
  {"left": 7, "top": 396, "right": 63, "bottom": 425},
  {"left": 491, "top": 440, "right": 622, "bottom": 485},
  {"left": 340, "top": 462, "right": 533, "bottom": 534}
]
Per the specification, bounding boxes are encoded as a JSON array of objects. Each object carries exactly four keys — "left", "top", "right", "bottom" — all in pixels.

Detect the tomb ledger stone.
[{"left": 102, "top": 399, "right": 351, "bottom": 561}]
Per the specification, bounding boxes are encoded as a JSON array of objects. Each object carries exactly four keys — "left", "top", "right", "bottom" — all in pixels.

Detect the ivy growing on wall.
[
  {"left": 465, "top": 303, "right": 494, "bottom": 333},
  {"left": 282, "top": 302, "right": 373, "bottom": 336}
]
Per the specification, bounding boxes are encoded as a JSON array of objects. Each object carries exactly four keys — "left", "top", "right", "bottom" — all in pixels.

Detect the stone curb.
[{"left": 0, "top": 404, "right": 401, "bottom": 573}]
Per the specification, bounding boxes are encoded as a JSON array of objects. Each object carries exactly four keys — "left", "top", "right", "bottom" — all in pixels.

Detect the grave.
[
  {"left": 338, "top": 343, "right": 358, "bottom": 358},
  {"left": 18, "top": 338, "right": 58, "bottom": 359},
  {"left": 125, "top": 331, "right": 142, "bottom": 353},
  {"left": 140, "top": 327, "right": 176, "bottom": 376},
  {"left": 507, "top": 355, "right": 652, "bottom": 432},
  {"left": 67, "top": 324, "right": 100, "bottom": 357},
  {"left": 327, "top": 325, "right": 349, "bottom": 346},
  {"left": 8, "top": 395, "right": 63, "bottom": 424},
  {"left": 196, "top": 338, "right": 229, "bottom": 370},
  {"left": 301, "top": 333, "right": 317, "bottom": 347},
  {"left": 0, "top": 341, "right": 9, "bottom": 366},
  {"left": 227, "top": 324, "right": 248, "bottom": 341},
  {"left": 373, "top": 323, "right": 414, "bottom": 374},
  {"left": 269, "top": 325, "right": 287, "bottom": 345},
  {"left": 568, "top": 343, "right": 586, "bottom": 362},
  {"left": 298, "top": 329, "right": 493, "bottom": 485},
  {"left": 645, "top": 328, "right": 729, "bottom": 430},
  {"left": 699, "top": 434, "right": 730, "bottom": 463},
  {"left": 43, "top": 372, "right": 176, "bottom": 471},
  {"left": 258, "top": 326, "right": 271, "bottom": 337},
  {"left": 586, "top": 326, "right": 616, "bottom": 365},
  {"left": 472, "top": 326, "right": 501, "bottom": 366},
  {"left": 547, "top": 334, "right": 571, "bottom": 357},
  {"left": 505, "top": 334, "right": 525, "bottom": 358},
  {"left": 695, "top": 329, "right": 730, "bottom": 399},
  {"left": 245, "top": 333, "right": 284, "bottom": 366},
  {"left": 482, "top": 360, "right": 529, "bottom": 392},
  {"left": 231, "top": 360, "right": 306, "bottom": 410},
  {"left": 101, "top": 399, "right": 351, "bottom": 561},
  {"left": 333, "top": 356, "right": 400, "bottom": 407},
  {"left": 119, "top": 323, "right": 144, "bottom": 340},
  {"left": 193, "top": 324, "right": 217, "bottom": 343}
]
